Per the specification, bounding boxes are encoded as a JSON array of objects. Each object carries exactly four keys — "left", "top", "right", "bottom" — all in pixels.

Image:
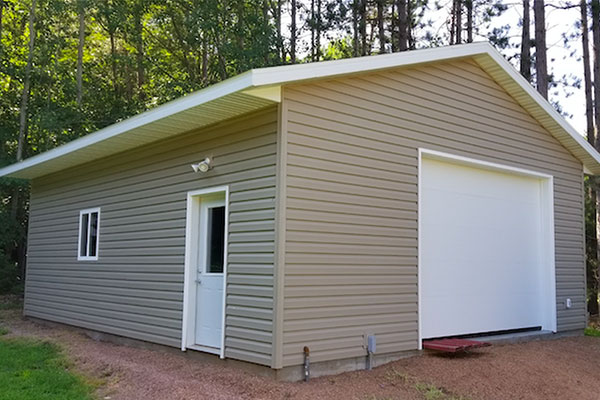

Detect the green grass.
[
  {"left": 0, "top": 297, "right": 22, "bottom": 311},
  {"left": 415, "top": 383, "right": 445, "bottom": 400},
  {"left": 0, "top": 338, "right": 94, "bottom": 400},
  {"left": 584, "top": 327, "right": 600, "bottom": 337}
]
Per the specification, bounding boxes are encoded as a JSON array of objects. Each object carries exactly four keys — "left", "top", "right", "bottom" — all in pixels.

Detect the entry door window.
[{"left": 206, "top": 206, "right": 225, "bottom": 273}]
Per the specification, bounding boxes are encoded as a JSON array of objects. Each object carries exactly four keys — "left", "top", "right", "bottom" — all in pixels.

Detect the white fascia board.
[
  {"left": 482, "top": 47, "right": 600, "bottom": 173},
  {"left": 0, "top": 71, "right": 256, "bottom": 179},
  {"left": 250, "top": 42, "right": 493, "bottom": 87},
  {"left": 3, "top": 41, "right": 600, "bottom": 178}
]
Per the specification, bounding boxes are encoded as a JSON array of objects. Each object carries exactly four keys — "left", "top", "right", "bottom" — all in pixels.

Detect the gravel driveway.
[{"left": 2, "top": 304, "right": 599, "bottom": 400}]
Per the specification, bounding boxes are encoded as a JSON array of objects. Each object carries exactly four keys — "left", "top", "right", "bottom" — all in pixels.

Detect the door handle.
[{"left": 195, "top": 279, "right": 202, "bottom": 284}]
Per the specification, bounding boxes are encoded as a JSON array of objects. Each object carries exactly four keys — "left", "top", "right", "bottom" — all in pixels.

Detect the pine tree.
[{"left": 534, "top": 0, "right": 548, "bottom": 99}]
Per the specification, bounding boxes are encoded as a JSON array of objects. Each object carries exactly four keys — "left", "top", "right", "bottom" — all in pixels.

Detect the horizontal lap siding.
[
  {"left": 26, "top": 108, "right": 277, "bottom": 366},
  {"left": 281, "top": 60, "right": 585, "bottom": 367}
]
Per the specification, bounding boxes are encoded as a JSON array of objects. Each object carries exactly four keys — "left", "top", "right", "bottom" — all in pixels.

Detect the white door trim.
[
  {"left": 417, "top": 148, "right": 556, "bottom": 350},
  {"left": 181, "top": 185, "right": 230, "bottom": 359}
]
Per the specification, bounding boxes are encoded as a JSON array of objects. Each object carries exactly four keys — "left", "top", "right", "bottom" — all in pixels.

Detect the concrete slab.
[{"left": 474, "top": 329, "right": 576, "bottom": 345}]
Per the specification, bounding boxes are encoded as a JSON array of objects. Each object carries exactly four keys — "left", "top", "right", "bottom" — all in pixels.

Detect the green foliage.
[
  {"left": 322, "top": 36, "right": 354, "bottom": 60},
  {"left": 415, "top": 383, "right": 445, "bottom": 400},
  {"left": 0, "top": 338, "right": 94, "bottom": 400},
  {"left": 0, "top": 0, "right": 557, "bottom": 299},
  {"left": 584, "top": 177, "right": 599, "bottom": 313},
  {"left": 584, "top": 327, "right": 600, "bottom": 337}
]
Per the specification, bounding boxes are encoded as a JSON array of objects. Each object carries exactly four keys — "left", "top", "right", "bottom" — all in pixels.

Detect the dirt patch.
[{"left": 2, "top": 305, "right": 600, "bottom": 400}]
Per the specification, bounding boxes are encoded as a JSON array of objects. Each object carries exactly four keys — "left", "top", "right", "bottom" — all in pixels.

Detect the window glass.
[
  {"left": 206, "top": 206, "right": 225, "bottom": 273},
  {"left": 89, "top": 212, "right": 98, "bottom": 257},
  {"left": 79, "top": 209, "right": 99, "bottom": 260},
  {"left": 80, "top": 213, "right": 89, "bottom": 258}
]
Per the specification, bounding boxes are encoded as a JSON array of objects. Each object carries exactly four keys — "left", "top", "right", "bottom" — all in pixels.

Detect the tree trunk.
[
  {"left": 520, "top": 0, "right": 531, "bottom": 81},
  {"left": 353, "top": 0, "right": 359, "bottom": 56},
  {"left": 592, "top": 0, "right": 600, "bottom": 316},
  {"left": 17, "top": 0, "right": 36, "bottom": 162},
  {"left": 291, "top": 0, "right": 297, "bottom": 62},
  {"left": 76, "top": 1, "right": 85, "bottom": 107},
  {"left": 0, "top": 0, "right": 4, "bottom": 53},
  {"left": 583, "top": 0, "right": 599, "bottom": 316},
  {"left": 455, "top": 0, "right": 462, "bottom": 44},
  {"left": 450, "top": 0, "right": 456, "bottom": 45},
  {"left": 378, "top": 0, "right": 386, "bottom": 53},
  {"left": 134, "top": 4, "right": 144, "bottom": 95},
  {"left": 109, "top": 31, "right": 119, "bottom": 97},
  {"left": 592, "top": 0, "right": 600, "bottom": 148},
  {"left": 310, "top": 0, "right": 315, "bottom": 60},
  {"left": 201, "top": 37, "right": 208, "bottom": 84},
  {"left": 360, "top": 0, "right": 367, "bottom": 55},
  {"left": 582, "top": 0, "right": 594, "bottom": 142},
  {"left": 407, "top": 0, "right": 415, "bottom": 49},
  {"left": 466, "top": 0, "right": 473, "bottom": 43},
  {"left": 534, "top": 0, "right": 548, "bottom": 99},
  {"left": 316, "top": 0, "right": 321, "bottom": 60},
  {"left": 276, "top": 0, "right": 283, "bottom": 62}
]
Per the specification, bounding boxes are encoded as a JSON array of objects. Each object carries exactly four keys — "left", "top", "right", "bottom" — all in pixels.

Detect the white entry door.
[
  {"left": 420, "top": 155, "right": 555, "bottom": 340},
  {"left": 194, "top": 195, "right": 226, "bottom": 349}
]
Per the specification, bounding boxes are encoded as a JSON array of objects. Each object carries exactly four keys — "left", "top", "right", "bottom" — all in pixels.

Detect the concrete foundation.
[{"left": 26, "top": 317, "right": 584, "bottom": 382}]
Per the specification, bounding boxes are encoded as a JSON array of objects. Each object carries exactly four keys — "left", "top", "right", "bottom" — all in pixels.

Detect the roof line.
[
  {"left": 1, "top": 41, "right": 599, "bottom": 178},
  {"left": 251, "top": 41, "right": 492, "bottom": 87},
  {"left": 483, "top": 45, "right": 600, "bottom": 167},
  {"left": 0, "top": 70, "right": 255, "bottom": 178}
]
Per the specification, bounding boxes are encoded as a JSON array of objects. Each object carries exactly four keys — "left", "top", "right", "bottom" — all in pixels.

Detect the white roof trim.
[
  {"left": 0, "top": 71, "right": 256, "bottom": 179},
  {"left": 481, "top": 46, "right": 600, "bottom": 173},
  {"left": 2, "top": 41, "right": 599, "bottom": 179}
]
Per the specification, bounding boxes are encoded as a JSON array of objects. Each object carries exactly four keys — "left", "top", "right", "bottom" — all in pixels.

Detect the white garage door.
[{"left": 420, "top": 155, "right": 556, "bottom": 340}]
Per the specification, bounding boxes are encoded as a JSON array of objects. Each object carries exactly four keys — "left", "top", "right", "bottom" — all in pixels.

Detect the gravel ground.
[{"left": 1, "top": 302, "right": 600, "bottom": 400}]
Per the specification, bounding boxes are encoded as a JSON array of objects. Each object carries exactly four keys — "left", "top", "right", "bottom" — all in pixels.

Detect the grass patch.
[
  {"left": 415, "top": 383, "right": 445, "bottom": 400},
  {"left": 0, "top": 337, "right": 94, "bottom": 400},
  {"left": 384, "top": 367, "right": 411, "bottom": 385},
  {"left": 584, "top": 327, "right": 600, "bottom": 337},
  {"left": 0, "top": 326, "right": 9, "bottom": 336},
  {"left": 0, "top": 296, "right": 23, "bottom": 311},
  {"left": 413, "top": 382, "right": 469, "bottom": 400}
]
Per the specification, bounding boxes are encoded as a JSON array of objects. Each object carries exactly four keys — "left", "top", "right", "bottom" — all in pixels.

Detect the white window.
[{"left": 78, "top": 208, "right": 100, "bottom": 261}]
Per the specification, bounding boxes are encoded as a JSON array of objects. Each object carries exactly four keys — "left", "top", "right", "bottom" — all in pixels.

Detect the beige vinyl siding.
[
  {"left": 25, "top": 107, "right": 277, "bottom": 366},
  {"left": 280, "top": 60, "right": 585, "bottom": 367}
]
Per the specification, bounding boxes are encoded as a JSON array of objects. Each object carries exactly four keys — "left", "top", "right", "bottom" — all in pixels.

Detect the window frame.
[{"left": 78, "top": 207, "right": 101, "bottom": 261}]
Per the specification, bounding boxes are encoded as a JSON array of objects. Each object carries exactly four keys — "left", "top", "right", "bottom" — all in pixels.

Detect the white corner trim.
[
  {"left": 417, "top": 148, "right": 557, "bottom": 348},
  {"left": 77, "top": 207, "right": 100, "bottom": 261},
  {"left": 417, "top": 153, "right": 423, "bottom": 350},
  {"left": 181, "top": 186, "right": 229, "bottom": 360},
  {"left": 220, "top": 187, "right": 230, "bottom": 359}
]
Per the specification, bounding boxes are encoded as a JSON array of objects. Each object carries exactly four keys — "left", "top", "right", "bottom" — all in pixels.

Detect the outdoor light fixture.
[{"left": 191, "top": 157, "right": 212, "bottom": 173}]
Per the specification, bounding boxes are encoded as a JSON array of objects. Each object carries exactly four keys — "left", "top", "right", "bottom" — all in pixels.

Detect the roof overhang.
[{"left": 2, "top": 41, "right": 600, "bottom": 179}]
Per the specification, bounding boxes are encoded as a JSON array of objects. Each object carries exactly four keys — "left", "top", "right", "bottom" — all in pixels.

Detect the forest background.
[{"left": 2, "top": 0, "right": 600, "bottom": 314}]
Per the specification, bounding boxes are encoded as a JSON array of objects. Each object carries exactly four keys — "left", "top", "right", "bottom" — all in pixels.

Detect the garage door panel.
[{"left": 420, "top": 157, "right": 553, "bottom": 339}]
